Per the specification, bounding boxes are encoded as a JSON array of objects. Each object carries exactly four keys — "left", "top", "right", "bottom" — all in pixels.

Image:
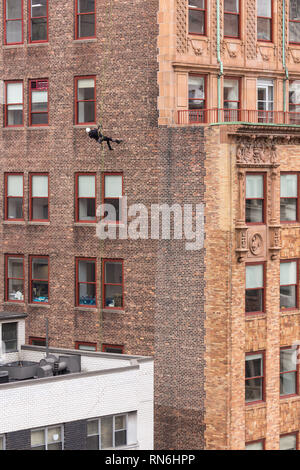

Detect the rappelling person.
[{"left": 86, "top": 125, "right": 123, "bottom": 151}]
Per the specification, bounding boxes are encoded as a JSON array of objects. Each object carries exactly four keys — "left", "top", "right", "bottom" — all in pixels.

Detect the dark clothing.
[{"left": 88, "top": 127, "right": 122, "bottom": 151}]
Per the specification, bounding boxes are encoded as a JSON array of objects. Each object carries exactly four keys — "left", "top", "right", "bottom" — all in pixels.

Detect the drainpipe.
[
  {"left": 283, "top": 0, "right": 289, "bottom": 114},
  {"left": 217, "top": 0, "right": 223, "bottom": 122}
]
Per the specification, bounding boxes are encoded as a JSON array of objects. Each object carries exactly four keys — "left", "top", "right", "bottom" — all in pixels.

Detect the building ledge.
[{"left": 0, "top": 311, "right": 27, "bottom": 321}]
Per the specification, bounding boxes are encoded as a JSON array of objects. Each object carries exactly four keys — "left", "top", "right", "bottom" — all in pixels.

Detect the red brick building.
[{"left": 1, "top": 0, "right": 300, "bottom": 450}]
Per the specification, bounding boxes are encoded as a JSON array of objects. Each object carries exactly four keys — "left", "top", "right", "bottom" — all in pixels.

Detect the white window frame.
[
  {"left": 87, "top": 413, "right": 130, "bottom": 449},
  {"left": 0, "top": 434, "right": 5, "bottom": 450},
  {"left": 30, "top": 425, "right": 64, "bottom": 450}
]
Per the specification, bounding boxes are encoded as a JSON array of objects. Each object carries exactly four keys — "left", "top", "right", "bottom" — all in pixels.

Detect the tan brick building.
[{"left": 1, "top": 0, "right": 300, "bottom": 450}]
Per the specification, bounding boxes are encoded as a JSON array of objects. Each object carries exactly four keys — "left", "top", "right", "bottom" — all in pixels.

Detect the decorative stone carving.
[
  {"left": 287, "top": 47, "right": 300, "bottom": 64},
  {"left": 187, "top": 37, "right": 210, "bottom": 56},
  {"left": 176, "top": 0, "right": 188, "bottom": 54},
  {"left": 249, "top": 233, "right": 263, "bottom": 256},
  {"left": 246, "top": 0, "right": 257, "bottom": 59},
  {"left": 236, "top": 137, "right": 278, "bottom": 167}
]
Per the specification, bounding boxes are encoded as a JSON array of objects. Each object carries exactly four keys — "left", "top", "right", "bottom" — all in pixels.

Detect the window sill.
[
  {"left": 28, "top": 221, "right": 50, "bottom": 225},
  {"left": 245, "top": 313, "right": 266, "bottom": 321},
  {"left": 102, "top": 308, "right": 125, "bottom": 314},
  {"left": 28, "top": 303, "right": 50, "bottom": 308},
  {"left": 245, "top": 401, "right": 266, "bottom": 409},
  {"left": 74, "top": 307, "right": 98, "bottom": 312},
  {"left": 2, "top": 127, "right": 25, "bottom": 131},
  {"left": 3, "top": 301, "right": 25, "bottom": 306},
  {"left": 73, "top": 38, "right": 97, "bottom": 43},
  {"left": 280, "top": 395, "right": 300, "bottom": 402},
  {"left": 73, "top": 124, "right": 96, "bottom": 129},
  {"left": 3, "top": 220, "right": 25, "bottom": 225},
  {"left": 74, "top": 222, "right": 96, "bottom": 227},
  {"left": 27, "top": 42, "right": 49, "bottom": 47},
  {"left": 3, "top": 44, "right": 25, "bottom": 49}
]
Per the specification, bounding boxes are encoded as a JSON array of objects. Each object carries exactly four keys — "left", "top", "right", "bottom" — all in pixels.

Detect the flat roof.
[{"left": 0, "top": 311, "right": 27, "bottom": 321}]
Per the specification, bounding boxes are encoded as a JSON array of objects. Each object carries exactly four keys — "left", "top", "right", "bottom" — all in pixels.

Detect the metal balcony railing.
[{"left": 177, "top": 108, "right": 300, "bottom": 126}]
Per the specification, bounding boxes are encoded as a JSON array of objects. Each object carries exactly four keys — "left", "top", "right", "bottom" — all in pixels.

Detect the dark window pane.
[
  {"left": 78, "top": 0, "right": 95, "bottom": 13},
  {"left": 105, "top": 262, "right": 122, "bottom": 284},
  {"left": 31, "top": 0, "right": 47, "bottom": 18},
  {"left": 7, "top": 198, "right": 23, "bottom": 219},
  {"left": 32, "top": 198, "right": 48, "bottom": 220},
  {"left": 78, "top": 14, "right": 95, "bottom": 38},
  {"left": 7, "top": 0, "right": 22, "bottom": 19},
  {"left": 245, "top": 378, "right": 263, "bottom": 402},
  {"left": 48, "top": 443, "right": 62, "bottom": 450},
  {"left": 32, "top": 281, "right": 48, "bottom": 303},
  {"left": 280, "top": 371, "right": 297, "bottom": 395},
  {"left": 79, "top": 283, "right": 96, "bottom": 305},
  {"left": 31, "top": 113, "right": 48, "bottom": 125},
  {"left": 189, "top": 10, "right": 205, "bottom": 35},
  {"left": 104, "top": 346, "right": 123, "bottom": 354},
  {"left": 79, "top": 198, "right": 96, "bottom": 220},
  {"left": 280, "top": 198, "right": 297, "bottom": 221},
  {"left": 245, "top": 289, "right": 263, "bottom": 312},
  {"left": 78, "top": 101, "right": 95, "bottom": 123},
  {"left": 79, "top": 261, "right": 95, "bottom": 282},
  {"left": 104, "top": 198, "right": 120, "bottom": 221},
  {"left": 115, "top": 430, "right": 126, "bottom": 447},
  {"left": 7, "top": 107, "right": 23, "bottom": 126},
  {"left": 2, "top": 323, "right": 17, "bottom": 352},
  {"left": 246, "top": 357, "right": 262, "bottom": 378},
  {"left": 32, "top": 259, "right": 48, "bottom": 279},
  {"left": 105, "top": 285, "right": 123, "bottom": 308},
  {"left": 290, "top": 22, "right": 300, "bottom": 43},
  {"left": 224, "top": 13, "right": 239, "bottom": 37},
  {"left": 31, "top": 18, "right": 47, "bottom": 41},
  {"left": 246, "top": 199, "right": 263, "bottom": 223},
  {"left": 86, "top": 435, "right": 99, "bottom": 450},
  {"left": 290, "top": 0, "right": 300, "bottom": 20},
  {"left": 257, "top": 18, "right": 271, "bottom": 41},
  {"left": 280, "top": 285, "right": 296, "bottom": 309},
  {"left": 225, "top": 0, "right": 239, "bottom": 13},
  {"left": 6, "top": 20, "right": 22, "bottom": 43}
]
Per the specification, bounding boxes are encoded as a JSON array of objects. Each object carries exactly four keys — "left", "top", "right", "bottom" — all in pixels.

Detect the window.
[
  {"left": 281, "top": 174, "right": 299, "bottom": 222},
  {"left": 0, "top": 435, "right": 5, "bottom": 450},
  {"left": 280, "top": 260, "right": 298, "bottom": 310},
  {"left": 257, "top": 0, "right": 272, "bottom": 41},
  {"left": 2, "top": 322, "right": 18, "bottom": 353},
  {"left": 245, "top": 263, "right": 264, "bottom": 314},
  {"left": 29, "top": 0, "right": 48, "bottom": 43},
  {"left": 76, "top": 174, "right": 96, "bottom": 222},
  {"left": 245, "top": 174, "right": 265, "bottom": 223},
  {"left": 257, "top": 79, "right": 274, "bottom": 123},
  {"left": 87, "top": 414, "right": 135, "bottom": 450},
  {"left": 5, "top": 255, "right": 24, "bottom": 302},
  {"left": 5, "top": 81, "right": 23, "bottom": 127},
  {"left": 245, "top": 440, "right": 264, "bottom": 450},
  {"left": 30, "top": 256, "right": 49, "bottom": 304},
  {"left": 188, "top": 1, "right": 206, "bottom": 35},
  {"left": 245, "top": 353, "right": 264, "bottom": 403},
  {"left": 29, "top": 174, "right": 49, "bottom": 221},
  {"left": 188, "top": 75, "right": 206, "bottom": 123},
  {"left": 102, "top": 344, "right": 124, "bottom": 354},
  {"left": 280, "top": 433, "right": 298, "bottom": 450},
  {"left": 289, "top": 80, "right": 300, "bottom": 124},
  {"left": 290, "top": 0, "right": 300, "bottom": 43},
  {"left": 4, "top": 0, "right": 23, "bottom": 45},
  {"left": 5, "top": 173, "right": 24, "bottom": 220},
  {"left": 224, "top": 0, "right": 240, "bottom": 38},
  {"left": 31, "top": 426, "right": 63, "bottom": 450},
  {"left": 29, "top": 336, "right": 46, "bottom": 346},
  {"left": 103, "top": 173, "right": 123, "bottom": 222},
  {"left": 280, "top": 347, "right": 298, "bottom": 396},
  {"left": 76, "top": 258, "right": 97, "bottom": 307},
  {"left": 224, "top": 77, "right": 240, "bottom": 121},
  {"left": 29, "top": 79, "right": 49, "bottom": 126},
  {"left": 103, "top": 260, "right": 124, "bottom": 309},
  {"left": 75, "top": 77, "right": 96, "bottom": 124},
  {"left": 75, "top": 341, "right": 97, "bottom": 351},
  {"left": 75, "top": 0, "right": 96, "bottom": 39}
]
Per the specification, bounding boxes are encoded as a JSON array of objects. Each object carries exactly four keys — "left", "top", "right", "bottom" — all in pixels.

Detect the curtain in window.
[
  {"left": 280, "top": 262, "right": 297, "bottom": 285},
  {"left": 32, "top": 175, "right": 48, "bottom": 197},
  {"left": 246, "top": 265, "right": 263, "bottom": 289},
  {"left": 246, "top": 175, "right": 263, "bottom": 198},
  {"left": 105, "top": 176, "right": 122, "bottom": 198},
  {"left": 78, "top": 175, "right": 95, "bottom": 197},
  {"left": 7, "top": 175, "right": 23, "bottom": 196}
]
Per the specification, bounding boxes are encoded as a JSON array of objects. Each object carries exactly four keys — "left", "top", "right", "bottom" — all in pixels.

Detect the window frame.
[
  {"left": 102, "top": 344, "right": 124, "bottom": 354},
  {"left": 102, "top": 259, "right": 124, "bottom": 310},
  {"left": 4, "top": 172, "right": 24, "bottom": 221},
  {"left": 87, "top": 414, "right": 128, "bottom": 449},
  {"left": 245, "top": 262, "right": 265, "bottom": 315},
  {"left": 257, "top": 0, "right": 273, "bottom": 42},
  {"left": 245, "top": 172, "right": 266, "bottom": 225},
  {"left": 4, "top": 0, "right": 24, "bottom": 45},
  {"left": 280, "top": 172, "right": 299, "bottom": 223},
  {"left": 289, "top": 80, "right": 300, "bottom": 124},
  {"left": 223, "top": 76, "right": 241, "bottom": 121},
  {"left": 245, "top": 439, "right": 265, "bottom": 450},
  {"left": 75, "top": 0, "right": 96, "bottom": 40},
  {"left": 0, "top": 434, "right": 5, "bottom": 451},
  {"left": 188, "top": 0, "right": 207, "bottom": 37},
  {"left": 4, "top": 80, "right": 24, "bottom": 127},
  {"left": 29, "top": 336, "right": 46, "bottom": 346},
  {"left": 224, "top": 0, "right": 241, "bottom": 39},
  {"left": 28, "top": 0, "right": 48, "bottom": 44},
  {"left": 75, "top": 257, "right": 97, "bottom": 308},
  {"left": 280, "top": 259, "right": 299, "bottom": 311},
  {"left": 280, "top": 346, "right": 299, "bottom": 398},
  {"left": 29, "top": 255, "right": 49, "bottom": 305},
  {"left": 29, "top": 79, "right": 49, "bottom": 127},
  {"left": 280, "top": 432, "right": 299, "bottom": 450},
  {"left": 75, "top": 172, "right": 97, "bottom": 223},
  {"left": 74, "top": 76, "right": 96, "bottom": 125},
  {"left": 2, "top": 321, "right": 18, "bottom": 353},
  {"left": 75, "top": 341, "right": 97, "bottom": 351},
  {"left": 5, "top": 254, "right": 25, "bottom": 303},
  {"left": 289, "top": 0, "right": 300, "bottom": 45},
  {"left": 29, "top": 172, "right": 49, "bottom": 222},
  {"left": 30, "top": 425, "right": 64, "bottom": 450},
  {"left": 102, "top": 172, "right": 124, "bottom": 224},
  {"left": 245, "top": 351, "right": 265, "bottom": 405}
]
